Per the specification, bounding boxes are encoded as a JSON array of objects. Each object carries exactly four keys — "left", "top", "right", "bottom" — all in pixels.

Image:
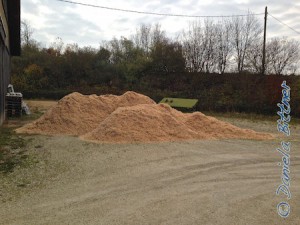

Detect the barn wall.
[{"left": 0, "top": 0, "right": 11, "bottom": 125}]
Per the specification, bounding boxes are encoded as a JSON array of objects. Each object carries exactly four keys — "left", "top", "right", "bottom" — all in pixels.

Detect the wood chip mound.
[
  {"left": 16, "top": 91, "right": 273, "bottom": 143},
  {"left": 81, "top": 103, "right": 273, "bottom": 143},
  {"left": 16, "top": 91, "right": 155, "bottom": 136}
]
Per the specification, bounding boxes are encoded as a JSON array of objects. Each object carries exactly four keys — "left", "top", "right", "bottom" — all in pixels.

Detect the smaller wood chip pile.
[{"left": 16, "top": 91, "right": 273, "bottom": 143}]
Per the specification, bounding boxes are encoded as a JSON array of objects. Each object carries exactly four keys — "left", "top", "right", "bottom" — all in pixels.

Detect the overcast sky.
[{"left": 22, "top": 0, "right": 300, "bottom": 48}]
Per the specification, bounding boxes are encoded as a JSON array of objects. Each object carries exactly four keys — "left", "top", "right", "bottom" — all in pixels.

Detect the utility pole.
[{"left": 262, "top": 6, "right": 268, "bottom": 75}]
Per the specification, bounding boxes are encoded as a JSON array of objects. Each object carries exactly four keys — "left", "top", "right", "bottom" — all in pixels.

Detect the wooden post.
[{"left": 262, "top": 6, "right": 268, "bottom": 75}]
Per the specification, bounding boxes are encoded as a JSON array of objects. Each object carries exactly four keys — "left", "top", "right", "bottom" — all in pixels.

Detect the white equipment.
[{"left": 6, "top": 84, "right": 30, "bottom": 116}]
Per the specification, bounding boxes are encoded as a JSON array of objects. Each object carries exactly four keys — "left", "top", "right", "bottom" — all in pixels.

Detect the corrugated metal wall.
[
  {"left": 0, "top": 38, "right": 10, "bottom": 125},
  {"left": 0, "top": 39, "right": 4, "bottom": 125},
  {"left": 0, "top": 0, "right": 17, "bottom": 125}
]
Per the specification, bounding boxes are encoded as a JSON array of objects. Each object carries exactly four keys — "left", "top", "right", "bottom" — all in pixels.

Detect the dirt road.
[{"left": 1, "top": 117, "right": 299, "bottom": 225}]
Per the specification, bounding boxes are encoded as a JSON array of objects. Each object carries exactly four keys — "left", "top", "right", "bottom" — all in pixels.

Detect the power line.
[
  {"left": 56, "top": 0, "right": 264, "bottom": 18},
  {"left": 268, "top": 13, "right": 300, "bottom": 35}
]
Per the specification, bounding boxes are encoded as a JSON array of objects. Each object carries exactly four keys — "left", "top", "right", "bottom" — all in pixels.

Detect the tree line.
[{"left": 11, "top": 16, "right": 300, "bottom": 116}]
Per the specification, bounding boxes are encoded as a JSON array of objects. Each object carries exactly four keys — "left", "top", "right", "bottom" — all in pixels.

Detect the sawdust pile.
[
  {"left": 16, "top": 91, "right": 155, "bottom": 136},
  {"left": 16, "top": 91, "right": 273, "bottom": 143},
  {"left": 81, "top": 104, "right": 272, "bottom": 143}
]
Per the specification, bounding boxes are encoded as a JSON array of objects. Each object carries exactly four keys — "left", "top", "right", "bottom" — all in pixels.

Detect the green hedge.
[{"left": 22, "top": 73, "right": 300, "bottom": 117}]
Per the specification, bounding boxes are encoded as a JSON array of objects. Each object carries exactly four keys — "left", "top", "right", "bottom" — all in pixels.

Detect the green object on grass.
[{"left": 159, "top": 98, "right": 198, "bottom": 108}]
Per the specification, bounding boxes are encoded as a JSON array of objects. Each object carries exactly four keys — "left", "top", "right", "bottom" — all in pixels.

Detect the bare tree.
[
  {"left": 21, "top": 20, "right": 34, "bottom": 47},
  {"left": 287, "top": 62, "right": 299, "bottom": 75},
  {"left": 203, "top": 19, "right": 217, "bottom": 73},
  {"left": 182, "top": 19, "right": 232, "bottom": 74},
  {"left": 133, "top": 24, "right": 152, "bottom": 55},
  {"left": 132, "top": 23, "right": 168, "bottom": 59},
  {"left": 268, "top": 37, "right": 300, "bottom": 75},
  {"left": 182, "top": 21, "right": 207, "bottom": 72},
  {"left": 215, "top": 20, "right": 233, "bottom": 74},
  {"left": 150, "top": 23, "right": 168, "bottom": 48},
  {"left": 231, "top": 12, "right": 263, "bottom": 73},
  {"left": 245, "top": 41, "right": 264, "bottom": 73},
  {"left": 49, "top": 37, "right": 64, "bottom": 56}
]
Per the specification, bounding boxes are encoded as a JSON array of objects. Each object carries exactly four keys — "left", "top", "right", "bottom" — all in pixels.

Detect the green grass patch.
[
  {"left": 0, "top": 127, "right": 29, "bottom": 174},
  {"left": 20, "top": 111, "right": 43, "bottom": 121}
]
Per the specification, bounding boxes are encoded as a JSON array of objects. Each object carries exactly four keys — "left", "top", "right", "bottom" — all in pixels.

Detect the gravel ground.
[{"left": 0, "top": 117, "right": 299, "bottom": 225}]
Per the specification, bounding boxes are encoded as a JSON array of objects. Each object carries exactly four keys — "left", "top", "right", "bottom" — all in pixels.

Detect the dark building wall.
[
  {"left": 0, "top": 0, "right": 20, "bottom": 125},
  {"left": 8, "top": 0, "right": 21, "bottom": 56},
  {"left": 0, "top": 39, "right": 10, "bottom": 125},
  {"left": 0, "top": 40, "right": 3, "bottom": 125}
]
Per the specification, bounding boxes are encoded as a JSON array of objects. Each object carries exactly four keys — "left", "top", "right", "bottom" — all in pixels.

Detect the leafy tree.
[{"left": 23, "top": 64, "right": 48, "bottom": 90}]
